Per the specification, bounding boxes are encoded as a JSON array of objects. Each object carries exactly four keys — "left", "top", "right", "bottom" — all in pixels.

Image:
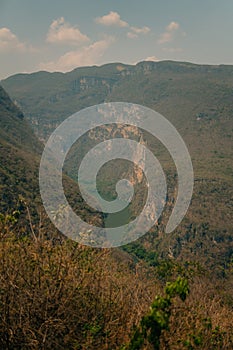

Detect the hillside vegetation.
[
  {"left": 0, "top": 61, "right": 232, "bottom": 349},
  {"left": 2, "top": 61, "right": 232, "bottom": 270},
  {"left": 0, "top": 218, "right": 232, "bottom": 349},
  {"left": 0, "top": 85, "right": 102, "bottom": 231}
]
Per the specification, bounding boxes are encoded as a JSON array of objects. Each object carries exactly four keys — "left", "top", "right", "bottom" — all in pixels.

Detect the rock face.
[{"left": 72, "top": 77, "right": 113, "bottom": 93}]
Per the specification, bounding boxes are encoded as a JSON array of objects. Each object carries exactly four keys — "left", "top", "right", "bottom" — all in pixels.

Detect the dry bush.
[
  {"left": 0, "top": 222, "right": 232, "bottom": 350},
  {"left": 0, "top": 231, "right": 159, "bottom": 350},
  {"left": 159, "top": 276, "right": 233, "bottom": 350}
]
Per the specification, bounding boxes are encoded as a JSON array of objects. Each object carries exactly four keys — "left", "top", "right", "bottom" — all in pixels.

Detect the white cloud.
[
  {"left": 131, "top": 26, "right": 150, "bottom": 34},
  {"left": 47, "top": 17, "right": 89, "bottom": 45},
  {"left": 127, "top": 32, "right": 138, "bottom": 39},
  {"left": 127, "top": 26, "right": 150, "bottom": 39},
  {"left": 0, "top": 27, "right": 32, "bottom": 53},
  {"left": 95, "top": 11, "right": 151, "bottom": 41},
  {"left": 158, "top": 21, "right": 180, "bottom": 44},
  {"left": 95, "top": 11, "right": 129, "bottom": 27},
  {"left": 167, "top": 21, "right": 179, "bottom": 32},
  {"left": 39, "top": 37, "right": 114, "bottom": 72},
  {"left": 144, "top": 56, "right": 159, "bottom": 62},
  {"left": 133, "top": 56, "right": 159, "bottom": 65}
]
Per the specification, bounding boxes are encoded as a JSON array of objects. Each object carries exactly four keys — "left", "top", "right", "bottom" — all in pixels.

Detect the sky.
[{"left": 0, "top": 0, "right": 233, "bottom": 79}]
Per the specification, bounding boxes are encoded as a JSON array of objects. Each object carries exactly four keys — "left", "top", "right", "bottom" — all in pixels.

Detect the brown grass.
[{"left": 0, "top": 225, "right": 232, "bottom": 349}]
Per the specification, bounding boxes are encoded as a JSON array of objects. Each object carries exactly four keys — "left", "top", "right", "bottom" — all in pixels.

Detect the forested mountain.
[
  {"left": 0, "top": 85, "right": 102, "bottom": 230},
  {"left": 2, "top": 61, "right": 233, "bottom": 270},
  {"left": 0, "top": 85, "right": 42, "bottom": 213},
  {"left": 0, "top": 61, "right": 233, "bottom": 349}
]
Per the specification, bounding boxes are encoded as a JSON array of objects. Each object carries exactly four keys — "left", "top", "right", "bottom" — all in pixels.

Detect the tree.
[{"left": 123, "top": 277, "right": 189, "bottom": 350}]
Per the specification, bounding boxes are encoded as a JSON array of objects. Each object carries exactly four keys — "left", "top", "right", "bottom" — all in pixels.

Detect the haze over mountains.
[
  {"left": 2, "top": 60, "right": 232, "bottom": 178},
  {"left": 1, "top": 60, "right": 233, "bottom": 269}
]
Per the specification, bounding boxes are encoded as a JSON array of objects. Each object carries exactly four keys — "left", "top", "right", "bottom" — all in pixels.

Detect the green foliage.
[
  {"left": 165, "top": 276, "right": 189, "bottom": 301},
  {"left": 0, "top": 210, "right": 20, "bottom": 224},
  {"left": 125, "top": 277, "right": 189, "bottom": 350},
  {"left": 123, "top": 242, "right": 159, "bottom": 267}
]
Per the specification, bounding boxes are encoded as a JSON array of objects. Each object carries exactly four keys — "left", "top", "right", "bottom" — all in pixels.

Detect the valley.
[{"left": 0, "top": 60, "right": 232, "bottom": 349}]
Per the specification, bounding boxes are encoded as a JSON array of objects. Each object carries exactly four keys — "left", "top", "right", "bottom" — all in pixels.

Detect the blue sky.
[{"left": 0, "top": 0, "right": 233, "bottom": 79}]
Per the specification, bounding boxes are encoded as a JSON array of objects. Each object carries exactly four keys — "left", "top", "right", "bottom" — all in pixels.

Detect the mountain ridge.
[{"left": 1, "top": 60, "right": 232, "bottom": 269}]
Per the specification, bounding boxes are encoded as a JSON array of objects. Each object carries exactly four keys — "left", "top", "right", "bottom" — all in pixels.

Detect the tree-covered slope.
[
  {"left": 1, "top": 61, "right": 233, "bottom": 269},
  {"left": 0, "top": 64, "right": 233, "bottom": 349},
  {"left": 0, "top": 85, "right": 42, "bottom": 212},
  {"left": 0, "top": 85, "right": 103, "bottom": 231}
]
